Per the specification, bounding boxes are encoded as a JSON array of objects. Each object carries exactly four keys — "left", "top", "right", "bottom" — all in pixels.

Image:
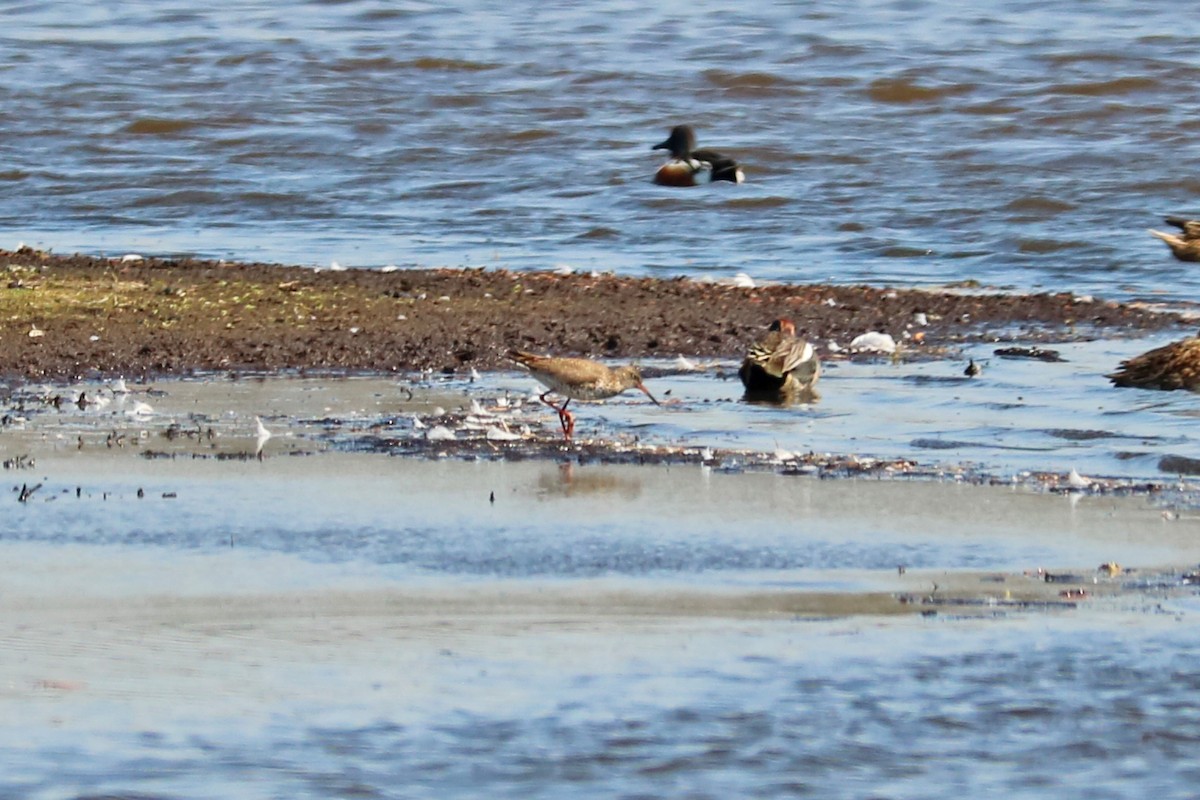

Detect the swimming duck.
[
  {"left": 1148, "top": 216, "right": 1200, "bottom": 262},
  {"left": 652, "top": 125, "right": 744, "bottom": 186},
  {"left": 1107, "top": 334, "right": 1200, "bottom": 391},
  {"left": 739, "top": 318, "right": 820, "bottom": 398}
]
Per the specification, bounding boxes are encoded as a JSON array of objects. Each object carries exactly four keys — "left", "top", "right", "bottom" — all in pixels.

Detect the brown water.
[{"left": 4, "top": 1, "right": 1200, "bottom": 299}]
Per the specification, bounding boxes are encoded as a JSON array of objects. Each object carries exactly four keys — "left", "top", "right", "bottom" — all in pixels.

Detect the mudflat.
[{"left": 0, "top": 247, "right": 1185, "bottom": 380}]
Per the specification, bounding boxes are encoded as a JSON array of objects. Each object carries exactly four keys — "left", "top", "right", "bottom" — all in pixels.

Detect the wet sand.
[{"left": 0, "top": 247, "right": 1189, "bottom": 380}]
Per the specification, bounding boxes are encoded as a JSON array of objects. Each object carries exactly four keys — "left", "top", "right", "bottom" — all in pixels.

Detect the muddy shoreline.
[
  {"left": 5, "top": 371, "right": 1199, "bottom": 505},
  {"left": 0, "top": 247, "right": 1188, "bottom": 381}
]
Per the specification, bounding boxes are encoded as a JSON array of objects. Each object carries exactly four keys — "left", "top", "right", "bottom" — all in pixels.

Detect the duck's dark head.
[
  {"left": 652, "top": 125, "right": 696, "bottom": 159},
  {"left": 768, "top": 318, "right": 797, "bottom": 336}
]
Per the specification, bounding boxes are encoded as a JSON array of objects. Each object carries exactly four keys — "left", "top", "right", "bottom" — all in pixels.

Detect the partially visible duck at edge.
[
  {"left": 1108, "top": 333, "right": 1200, "bottom": 392},
  {"left": 1148, "top": 216, "right": 1200, "bottom": 262},
  {"left": 739, "top": 318, "right": 821, "bottom": 400},
  {"left": 652, "top": 124, "right": 744, "bottom": 187}
]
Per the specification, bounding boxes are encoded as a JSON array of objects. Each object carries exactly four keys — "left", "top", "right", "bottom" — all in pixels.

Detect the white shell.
[{"left": 849, "top": 331, "right": 897, "bottom": 354}]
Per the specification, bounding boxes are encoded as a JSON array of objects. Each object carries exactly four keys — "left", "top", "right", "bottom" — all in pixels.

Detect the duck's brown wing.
[
  {"left": 748, "top": 334, "right": 816, "bottom": 377},
  {"left": 1149, "top": 229, "right": 1200, "bottom": 262},
  {"left": 1108, "top": 338, "right": 1200, "bottom": 391},
  {"left": 786, "top": 349, "right": 821, "bottom": 389},
  {"left": 1165, "top": 216, "right": 1200, "bottom": 239}
]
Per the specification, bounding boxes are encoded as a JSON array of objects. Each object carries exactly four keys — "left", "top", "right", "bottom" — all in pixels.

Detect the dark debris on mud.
[{"left": 299, "top": 410, "right": 1200, "bottom": 509}]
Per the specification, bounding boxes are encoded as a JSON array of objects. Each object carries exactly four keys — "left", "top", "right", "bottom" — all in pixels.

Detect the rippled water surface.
[
  {"left": 6, "top": 3, "right": 1200, "bottom": 796},
  {"left": 4, "top": 1, "right": 1200, "bottom": 298},
  {"left": 2, "top": 454, "right": 1200, "bottom": 799}
]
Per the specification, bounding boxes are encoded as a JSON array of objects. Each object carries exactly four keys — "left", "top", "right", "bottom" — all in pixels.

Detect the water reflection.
[
  {"left": 741, "top": 386, "right": 821, "bottom": 406},
  {"left": 535, "top": 462, "right": 644, "bottom": 500}
]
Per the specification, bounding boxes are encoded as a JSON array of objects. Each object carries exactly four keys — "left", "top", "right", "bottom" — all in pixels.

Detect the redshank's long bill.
[{"left": 509, "top": 350, "right": 659, "bottom": 440}]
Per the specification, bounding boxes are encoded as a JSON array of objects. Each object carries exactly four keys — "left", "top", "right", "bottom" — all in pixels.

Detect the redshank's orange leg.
[
  {"left": 559, "top": 400, "right": 575, "bottom": 440},
  {"left": 539, "top": 392, "right": 573, "bottom": 440}
]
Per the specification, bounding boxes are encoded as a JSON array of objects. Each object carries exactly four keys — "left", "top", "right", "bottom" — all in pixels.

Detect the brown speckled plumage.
[
  {"left": 509, "top": 350, "right": 659, "bottom": 439},
  {"left": 1108, "top": 335, "right": 1200, "bottom": 391},
  {"left": 1149, "top": 216, "right": 1200, "bottom": 262}
]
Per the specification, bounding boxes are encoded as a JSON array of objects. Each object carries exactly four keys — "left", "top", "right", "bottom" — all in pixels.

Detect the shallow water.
[
  {"left": 5, "top": 376, "right": 1200, "bottom": 797},
  {"left": 2, "top": 452, "right": 1199, "bottom": 799},
  {"left": 9, "top": 595, "right": 1200, "bottom": 799},
  {"left": 7, "top": 3, "right": 1200, "bottom": 793},
  {"left": 4, "top": 0, "right": 1200, "bottom": 299},
  {"left": 636, "top": 335, "right": 1200, "bottom": 481},
  {"left": 3, "top": 450, "right": 1194, "bottom": 574},
  {"left": 9, "top": 334, "right": 1200, "bottom": 484}
]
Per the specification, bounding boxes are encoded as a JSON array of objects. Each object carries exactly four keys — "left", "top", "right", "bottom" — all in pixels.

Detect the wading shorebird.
[
  {"left": 1108, "top": 333, "right": 1200, "bottom": 391},
  {"left": 739, "top": 319, "right": 821, "bottom": 399},
  {"left": 652, "top": 124, "right": 744, "bottom": 186},
  {"left": 509, "top": 350, "right": 660, "bottom": 440},
  {"left": 1149, "top": 216, "right": 1200, "bottom": 262}
]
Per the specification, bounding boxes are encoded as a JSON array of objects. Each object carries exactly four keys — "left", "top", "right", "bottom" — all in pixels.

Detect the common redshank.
[
  {"left": 509, "top": 350, "right": 660, "bottom": 440},
  {"left": 738, "top": 318, "right": 821, "bottom": 397}
]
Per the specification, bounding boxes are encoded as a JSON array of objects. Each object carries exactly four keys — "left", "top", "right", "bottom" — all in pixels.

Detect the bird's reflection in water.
[
  {"left": 535, "top": 463, "right": 644, "bottom": 500},
  {"left": 741, "top": 387, "right": 821, "bottom": 406}
]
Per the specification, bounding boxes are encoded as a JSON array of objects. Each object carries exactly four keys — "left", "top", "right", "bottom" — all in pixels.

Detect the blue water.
[
  {"left": 3, "top": 0, "right": 1199, "bottom": 298},
  {"left": 1, "top": 456, "right": 1198, "bottom": 799},
  {"left": 5, "top": 2, "right": 1200, "bottom": 796}
]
